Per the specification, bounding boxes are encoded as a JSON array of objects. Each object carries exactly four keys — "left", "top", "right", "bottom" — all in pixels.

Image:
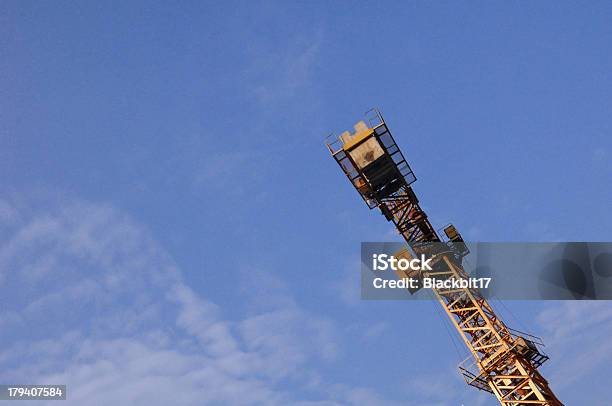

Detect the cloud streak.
[
  {"left": 537, "top": 301, "right": 612, "bottom": 392},
  {"left": 0, "top": 196, "right": 394, "bottom": 405}
]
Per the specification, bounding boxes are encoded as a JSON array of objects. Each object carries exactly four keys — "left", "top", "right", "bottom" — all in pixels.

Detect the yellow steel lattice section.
[
  {"left": 326, "top": 110, "right": 564, "bottom": 405},
  {"left": 386, "top": 186, "right": 563, "bottom": 406}
]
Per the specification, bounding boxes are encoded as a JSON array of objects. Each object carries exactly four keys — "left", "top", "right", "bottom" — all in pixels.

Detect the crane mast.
[{"left": 326, "top": 109, "right": 563, "bottom": 405}]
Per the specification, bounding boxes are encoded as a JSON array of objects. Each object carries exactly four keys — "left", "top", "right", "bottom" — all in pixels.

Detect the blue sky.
[{"left": 1, "top": 1, "right": 611, "bottom": 405}]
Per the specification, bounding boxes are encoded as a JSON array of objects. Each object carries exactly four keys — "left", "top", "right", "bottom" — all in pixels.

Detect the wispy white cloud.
[
  {"left": 592, "top": 147, "right": 607, "bottom": 164},
  {"left": 252, "top": 41, "right": 320, "bottom": 103},
  {"left": 0, "top": 196, "right": 394, "bottom": 405},
  {"left": 524, "top": 221, "right": 566, "bottom": 242},
  {"left": 247, "top": 30, "right": 323, "bottom": 105},
  {"left": 537, "top": 301, "right": 612, "bottom": 391},
  {"left": 0, "top": 199, "right": 18, "bottom": 224},
  {"left": 329, "top": 262, "right": 361, "bottom": 307}
]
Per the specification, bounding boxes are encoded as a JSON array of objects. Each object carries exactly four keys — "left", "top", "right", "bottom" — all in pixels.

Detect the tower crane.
[{"left": 326, "top": 109, "right": 563, "bottom": 406}]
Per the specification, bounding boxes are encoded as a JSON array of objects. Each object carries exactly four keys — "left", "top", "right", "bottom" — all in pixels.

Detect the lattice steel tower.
[{"left": 326, "top": 109, "right": 563, "bottom": 405}]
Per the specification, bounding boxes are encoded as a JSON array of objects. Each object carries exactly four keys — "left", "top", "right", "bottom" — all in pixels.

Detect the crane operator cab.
[{"left": 326, "top": 111, "right": 416, "bottom": 210}]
